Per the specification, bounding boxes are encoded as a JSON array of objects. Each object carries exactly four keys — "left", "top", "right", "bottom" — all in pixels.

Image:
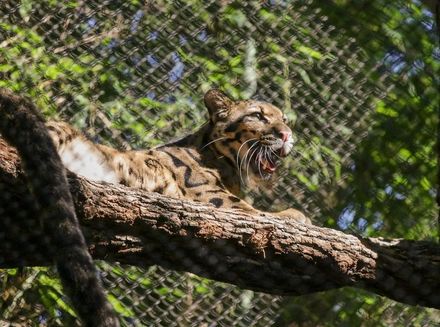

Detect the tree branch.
[{"left": 0, "top": 138, "right": 439, "bottom": 309}]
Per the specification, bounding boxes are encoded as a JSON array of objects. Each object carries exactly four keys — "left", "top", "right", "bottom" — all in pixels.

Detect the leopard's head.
[{"left": 204, "top": 89, "right": 294, "bottom": 181}]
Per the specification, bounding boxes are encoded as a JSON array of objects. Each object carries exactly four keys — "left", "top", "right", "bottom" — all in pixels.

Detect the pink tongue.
[{"left": 262, "top": 159, "right": 276, "bottom": 172}]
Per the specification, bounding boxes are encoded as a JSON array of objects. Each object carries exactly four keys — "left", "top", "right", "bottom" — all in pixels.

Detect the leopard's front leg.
[{"left": 207, "top": 188, "right": 311, "bottom": 224}]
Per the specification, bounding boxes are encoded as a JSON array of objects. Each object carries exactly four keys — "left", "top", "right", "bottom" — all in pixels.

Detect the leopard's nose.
[
  {"left": 281, "top": 131, "right": 292, "bottom": 142},
  {"left": 279, "top": 130, "right": 291, "bottom": 142}
]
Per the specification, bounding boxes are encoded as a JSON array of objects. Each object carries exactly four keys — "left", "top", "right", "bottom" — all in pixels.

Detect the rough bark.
[{"left": 0, "top": 138, "right": 439, "bottom": 309}]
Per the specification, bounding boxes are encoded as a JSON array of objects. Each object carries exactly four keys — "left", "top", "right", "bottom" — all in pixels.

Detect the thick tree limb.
[{"left": 0, "top": 138, "right": 439, "bottom": 309}]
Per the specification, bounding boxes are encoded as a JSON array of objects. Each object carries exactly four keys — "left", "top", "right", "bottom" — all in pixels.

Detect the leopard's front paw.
[{"left": 276, "top": 208, "right": 312, "bottom": 224}]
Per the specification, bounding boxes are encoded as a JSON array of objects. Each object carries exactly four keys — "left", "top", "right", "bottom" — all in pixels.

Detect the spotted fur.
[{"left": 48, "top": 89, "right": 309, "bottom": 223}]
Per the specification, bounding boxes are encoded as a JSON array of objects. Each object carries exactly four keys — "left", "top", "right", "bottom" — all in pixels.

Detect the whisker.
[
  {"left": 257, "top": 148, "right": 264, "bottom": 179},
  {"left": 241, "top": 142, "right": 258, "bottom": 184},
  {"left": 264, "top": 146, "right": 269, "bottom": 160},
  {"left": 240, "top": 141, "right": 259, "bottom": 185},
  {"left": 201, "top": 137, "right": 227, "bottom": 150},
  {"left": 236, "top": 138, "right": 257, "bottom": 170},
  {"left": 265, "top": 147, "right": 276, "bottom": 165},
  {"left": 246, "top": 145, "right": 260, "bottom": 183},
  {"left": 244, "top": 147, "right": 255, "bottom": 183},
  {"left": 241, "top": 141, "right": 258, "bottom": 173},
  {"left": 269, "top": 147, "right": 281, "bottom": 160}
]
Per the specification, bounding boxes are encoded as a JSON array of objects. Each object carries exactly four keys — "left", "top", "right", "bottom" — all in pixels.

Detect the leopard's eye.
[{"left": 250, "top": 112, "right": 264, "bottom": 120}]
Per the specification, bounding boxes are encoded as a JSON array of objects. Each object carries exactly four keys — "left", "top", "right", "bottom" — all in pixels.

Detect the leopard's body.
[{"left": 48, "top": 89, "right": 308, "bottom": 223}]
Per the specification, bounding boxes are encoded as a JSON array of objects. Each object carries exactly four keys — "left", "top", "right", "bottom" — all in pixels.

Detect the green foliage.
[{"left": 313, "top": 0, "right": 439, "bottom": 238}]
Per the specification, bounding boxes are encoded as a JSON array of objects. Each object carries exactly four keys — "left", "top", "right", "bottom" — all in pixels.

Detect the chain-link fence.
[{"left": 0, "top": 0, "right": 439, "bottom": 326}]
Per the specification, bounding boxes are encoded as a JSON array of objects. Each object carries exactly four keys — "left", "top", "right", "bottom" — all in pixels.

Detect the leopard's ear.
[{"left": 204, "top": 89, "right": 233, "bottom": 122}]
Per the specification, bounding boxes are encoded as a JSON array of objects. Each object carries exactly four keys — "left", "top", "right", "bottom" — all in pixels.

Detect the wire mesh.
[{"left": 0, "top": 0, "right": 438, "bottom": 326}]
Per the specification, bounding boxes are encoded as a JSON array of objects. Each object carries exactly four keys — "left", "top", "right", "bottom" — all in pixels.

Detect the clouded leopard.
[{"left": 48, "top": 89, "right": 309, "bottom": 224}]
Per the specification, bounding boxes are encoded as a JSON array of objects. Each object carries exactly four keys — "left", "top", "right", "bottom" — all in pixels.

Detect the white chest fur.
[{"left": 59, "top": 139, "right": 119, "bottom": 184}]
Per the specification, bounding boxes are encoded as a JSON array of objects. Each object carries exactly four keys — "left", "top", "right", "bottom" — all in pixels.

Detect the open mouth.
[
  {"left": 259, "top": 154, "right": 280, "bottom": 174},
  {"left": 237, "top": 139, "right": 289, "bottom": 182},
  {"left": 250, "top": 148, "right": 282, "bottom": 179}
]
